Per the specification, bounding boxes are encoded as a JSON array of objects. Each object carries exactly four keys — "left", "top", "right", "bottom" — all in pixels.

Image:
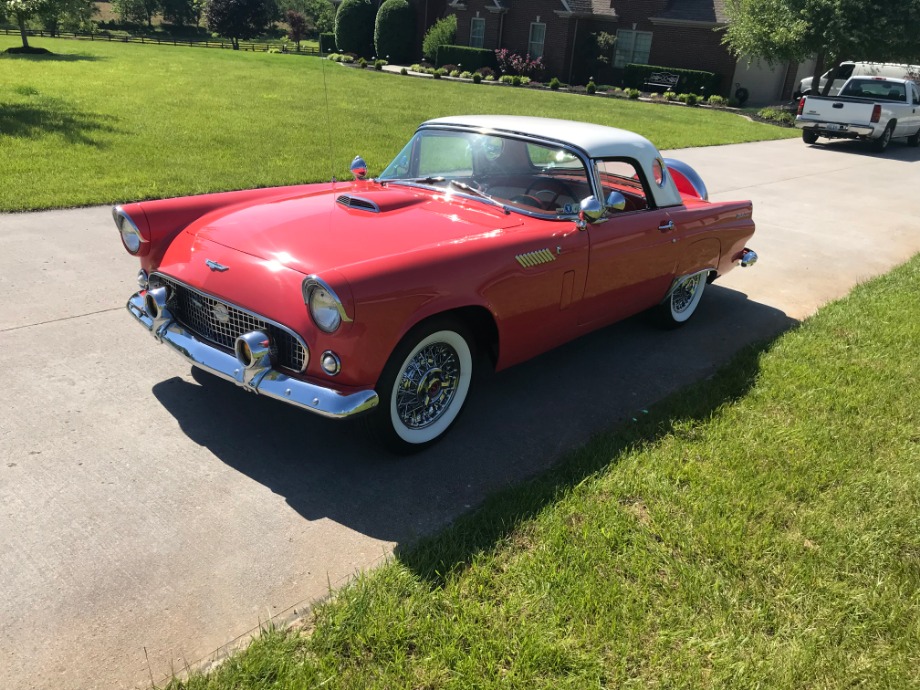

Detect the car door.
[{"left": 578, "top": 158, "right": 681, "bottom": 328}]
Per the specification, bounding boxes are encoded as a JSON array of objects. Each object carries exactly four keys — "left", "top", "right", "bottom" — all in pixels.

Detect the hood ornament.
[
  {"left": 350, "top": 155, "right": 368, "bottom": 180},
  {"left": 206, "top": 259, "right": 230, "bottom": 272}
]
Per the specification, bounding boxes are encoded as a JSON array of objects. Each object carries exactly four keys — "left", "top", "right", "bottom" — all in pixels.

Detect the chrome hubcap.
[
  {"left": 672, "top": 275, "right": 701, "bottom": 313},
  {"left": 396, "top": 343, "right": 460, "bottom": 429}
]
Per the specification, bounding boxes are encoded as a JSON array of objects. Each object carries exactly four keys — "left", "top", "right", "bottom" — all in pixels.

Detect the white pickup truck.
[{"left": 795, "top": 76, "right": 920, "bottom": 152}]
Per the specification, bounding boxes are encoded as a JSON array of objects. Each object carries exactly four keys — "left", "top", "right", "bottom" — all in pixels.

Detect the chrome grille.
[{"left": 156, "top": 275, "right": 307, "bottom": 372}]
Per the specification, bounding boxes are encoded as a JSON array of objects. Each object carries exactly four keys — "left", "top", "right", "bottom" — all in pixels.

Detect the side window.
[
  {"left": 595, "top": 159, "right": 651, "bottom": 212},
  {"left": 838, "top": 64, "right": 855, "bottom": 80}
]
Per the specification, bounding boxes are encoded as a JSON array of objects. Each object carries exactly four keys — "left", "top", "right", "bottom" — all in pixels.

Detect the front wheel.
[
  {"left": 873, "top": 122, "right": 894, "bottom": 152},
  {"left": 364, "top": 318, "right": 474, "bottom": 453},
  {"left": 657, "top": 272, "right": 708, "bottom": 328},
  {"left": 802, "top": 130, "right": 819, "bottom": 145}
]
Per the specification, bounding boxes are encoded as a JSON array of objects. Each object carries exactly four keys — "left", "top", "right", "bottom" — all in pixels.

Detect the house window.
[
  {"left": 528, "top": 22, "right": 546, "bottom": 58},
  {"left": 470, "top": 17, "right": 485, "bottom": 48},
  {"left": 614, "top": 30, "right": 652, "bottom": 68}
]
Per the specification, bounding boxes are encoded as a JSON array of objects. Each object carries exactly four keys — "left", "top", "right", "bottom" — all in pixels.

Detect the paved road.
[{"left": 2, "top": 137, "right": 919, "bottom": 690}]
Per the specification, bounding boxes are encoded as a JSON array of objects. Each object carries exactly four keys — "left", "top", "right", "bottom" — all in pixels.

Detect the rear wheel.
[
  {"left": 364, "top": 318, "right": 474, "bottom": 454},
  {"left": 802, "top": 130, "right": 819, "bottom": 145},
  {"left": 657, "top": 272, "right": 708, "bottom": 329},
  {"left": 873, "top": 122, "right": 894, "bottom": 152}
]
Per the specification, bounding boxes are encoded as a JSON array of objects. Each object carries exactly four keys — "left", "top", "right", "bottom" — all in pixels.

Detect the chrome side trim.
[
  {"left": 516, "top": 248, "right": 557, "bottom": 268},
  {"left": 127, "top": 293, "right": 378, "bottom": 419}
]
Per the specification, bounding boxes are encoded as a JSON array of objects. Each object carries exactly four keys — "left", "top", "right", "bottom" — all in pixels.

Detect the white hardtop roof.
[{"left": 422, "top": 115, "right": 661, "bottom": 160}]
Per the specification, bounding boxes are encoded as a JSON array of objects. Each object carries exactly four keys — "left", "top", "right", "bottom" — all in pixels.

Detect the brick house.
[{"left": 434, "top": 0, "right": 794, "bottom": 98}]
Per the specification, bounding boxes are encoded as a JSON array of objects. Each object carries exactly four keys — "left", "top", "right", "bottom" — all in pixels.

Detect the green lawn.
[
  {"left": 0, "top": 35, "right": 797, "bottom": 212},
  {"left": 165, "top": 254, "right": 920, "bottom": 689}
]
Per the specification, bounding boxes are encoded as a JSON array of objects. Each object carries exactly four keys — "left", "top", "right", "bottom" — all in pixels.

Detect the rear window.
[{"left": 841, "top": 79, "right": 907, "bottom": 101}]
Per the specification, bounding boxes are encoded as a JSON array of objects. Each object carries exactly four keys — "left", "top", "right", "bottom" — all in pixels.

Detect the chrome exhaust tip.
[{"left": 740, "top": 248, "right": 758, "bottom": 267}]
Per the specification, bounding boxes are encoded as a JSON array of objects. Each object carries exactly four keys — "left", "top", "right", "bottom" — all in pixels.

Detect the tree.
[
  {"left": 421, "top": 12, "right": 454, "bottom": 62},
  {"left": 279, "top": 0, "right": 333, "bottom": 33},
  {"left": 6, "top": 0, "right": 41, "bottom": 48},
  {"left": 723, "top": 0, "right": 920, "bottom": 96},
  {"left": 374, "top": 0, "right": 414, "bottom": 63},
  {"left": 334, "top": 0, "right": 375, "bottom": 56},
  {"left": 161, "top": 0, "right": 205, "bottom": 26},
  {"left": 34, "top": 0, "right": 95, "bottom": 35},
  {"left": 114, "top": 0, "right": 162, "bottom": 27},
  {"left": 207, "top": 0, "right": 277, "bottom": 49},
  {"left": 285, "top": 8, "right": 306, "bottom": 49}
]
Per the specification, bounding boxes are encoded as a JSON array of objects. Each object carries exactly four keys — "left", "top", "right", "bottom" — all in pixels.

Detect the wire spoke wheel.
[
  {"left": 395, "top": 341, "right": 461, "bottom": 430},
  {"left": 657, "top": 271, "right": 708, "bottom": 328}
]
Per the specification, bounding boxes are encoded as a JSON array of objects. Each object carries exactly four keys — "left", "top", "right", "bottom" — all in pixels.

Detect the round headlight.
[
  {"left": 114, "top": 210, "right": 143, "bottom": 255},
  {"left": 309, "top": 287, "right": 342, "bottom": 333}
]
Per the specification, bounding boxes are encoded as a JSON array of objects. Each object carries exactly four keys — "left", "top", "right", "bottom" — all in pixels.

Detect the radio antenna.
[{"left": 320, "top": 39, "right": 336, "bottom": 186}]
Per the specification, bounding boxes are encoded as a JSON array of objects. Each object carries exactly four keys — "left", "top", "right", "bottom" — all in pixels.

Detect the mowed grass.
[
  {"left": 1, "top": 35, "right": 796, "bottom": 211},
  {"left": 167, "top": 256, "right": 920, "bottom": 689}
]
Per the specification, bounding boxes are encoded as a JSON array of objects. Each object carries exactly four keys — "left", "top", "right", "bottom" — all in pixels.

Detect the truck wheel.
[
  {"left": 802, "top": 130, "right": 819, "bottom": 145},
  {"left": 908, "top": 127, "right": 920, "bottom": 147},
  {"left": 364, "top": 318, "right": 474, "bottom": 454},
  {"left": 873, "top": 123, "right": 894, "bottom": 152}
]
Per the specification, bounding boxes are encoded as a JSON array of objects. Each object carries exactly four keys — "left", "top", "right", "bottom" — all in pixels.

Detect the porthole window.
[{"left": 652, "top": 158, "right": 666, "bottom": 186}]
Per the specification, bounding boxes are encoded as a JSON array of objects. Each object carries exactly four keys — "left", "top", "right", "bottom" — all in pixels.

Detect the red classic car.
[{"left": 116, "top": 116, "right": 757, "bottom": 452}]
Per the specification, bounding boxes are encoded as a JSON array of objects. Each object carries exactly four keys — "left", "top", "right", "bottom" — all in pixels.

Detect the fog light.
[{"left": 321, "top": 351, "right": 341, "bottom": 376}]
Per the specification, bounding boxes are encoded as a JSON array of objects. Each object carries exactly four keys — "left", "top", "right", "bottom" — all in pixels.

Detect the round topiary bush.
[
  {"left": 586, "top": 80, "right": 597, "bottom": 95},
  {"left": 373, "top": 0, "right": 415, "bottom": 64},
  {"left": 334, "top": 0, "right": 376, "bottom": 57}
]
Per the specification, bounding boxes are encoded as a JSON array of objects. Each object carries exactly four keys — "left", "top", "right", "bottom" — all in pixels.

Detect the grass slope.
[
  {"left": 1, "top": 35, "right": 796, "bottom": 212},
  {"left": 167, "top": 256, "right": 920, "bottom": 688}
]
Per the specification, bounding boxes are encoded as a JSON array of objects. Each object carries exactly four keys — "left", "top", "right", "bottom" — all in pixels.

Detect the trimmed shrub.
[
  {"left": 627, "top": 88, "right": 641, "bottom": 99},
  {"left": 472, "top": 72, "right": 482, "bottom": 83},
  {"left": 433, "top": 68, "right": 446, "bottom": 79},
  {"left": 374, "top": 0, "right": 415, "bottom": 64},
  {"left": 440, "top": 64, "right": 459, "bottom": 74},
  {"left": 707, "top": 94, "right": 726, "bottom": 107},
  {"left": 663, "top": 90, "right": 677, "bottom": 101},
  {"left": 449, "top": 69, "right": 461, "bottom": 77},
  {"left": 334, "top": 0, "right": 375, "bottom": 57},
  {"left": 500, "top": 75, "right": 514, "bottom": 84},
  {"left": 549, "top": 77, "right": 561, "bottom": 90},
  {"left": 435, "top": 44, "right": 497, "bottom": 71},
  {"left": 422, "top": 14, "right": 456, "bottom": 61},
  {"left": 459, "top": 71, "right": 472, "bottom": 79},
  {"left": 410, "top": 63, "right": 422, "bottom": 72},
  {"left": 400, "top": 67, "right": 408, "bottom": 75},
  {"left": 511, "top": 75, "right": 522, "bottom": 86},
  {"left": 357, "top": 56, "right": 367, "bottom": 68},
  {"left": 586, "top": 80, "right": 597, "bottom": 95},
  {"left": 375, "top": 59, "right": 387, "bottom": 70},
  {"left": 319, "top": 32, "right": 336, "bottom": 54},
  {"left": 485, "top": 74, "right": 496, "bottom": 82},
  {"left": 623, "top": 64, "right": 720, "bottom": 96},
  {"left": 478, "top": 66, "right": 495, "bottom": 79}
]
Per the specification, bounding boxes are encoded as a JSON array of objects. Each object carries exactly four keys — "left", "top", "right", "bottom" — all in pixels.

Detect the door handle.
[{"left": 658, "top": 220, "right": 675, "bottom": 233}]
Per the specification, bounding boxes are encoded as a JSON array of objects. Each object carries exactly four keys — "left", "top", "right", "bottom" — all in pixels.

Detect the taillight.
[
  {"left": 797, "top": 97, "right": 806, "bottom": 115},
  {"left": 870, "top": 104, "right": 881, "bottom": 123}
]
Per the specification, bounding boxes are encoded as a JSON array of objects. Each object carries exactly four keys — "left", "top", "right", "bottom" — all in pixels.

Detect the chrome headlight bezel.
[
  {"left": 112, "top": 205, "right": 145, "bottom": 255},
  {"left": 303, "top": 276, "right": 352, "bottom": 334}
]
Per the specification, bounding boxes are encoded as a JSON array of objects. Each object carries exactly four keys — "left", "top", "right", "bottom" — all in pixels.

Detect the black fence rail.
[{"left": 1, "top": 28, "right": 320, "bottom": 55}]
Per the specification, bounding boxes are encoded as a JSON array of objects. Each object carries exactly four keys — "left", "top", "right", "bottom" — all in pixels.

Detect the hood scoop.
[{"left": 336, "top": 194, "right": 379, "bottom": 213}]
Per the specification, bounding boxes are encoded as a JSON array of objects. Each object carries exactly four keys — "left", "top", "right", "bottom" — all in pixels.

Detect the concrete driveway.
[{"left": 1, "top": 136, "right": 919, "bottom": 690}]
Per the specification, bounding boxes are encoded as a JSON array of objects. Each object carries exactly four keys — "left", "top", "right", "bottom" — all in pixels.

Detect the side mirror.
[
  {"left": 605, "top": 191, "right": 627, "bottom": 211},
  {"left": 579, "top": 196, "right": 605, "bottom": 224}
]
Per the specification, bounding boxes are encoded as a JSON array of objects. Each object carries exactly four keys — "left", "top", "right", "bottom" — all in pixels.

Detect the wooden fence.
[{"left": 1, "top": 28, "right": 320, "bottom": 55}]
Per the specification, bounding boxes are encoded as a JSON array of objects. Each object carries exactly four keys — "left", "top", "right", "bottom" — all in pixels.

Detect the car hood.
[{"left": 188, "top": 183, "right": 524, "bottom": 276}]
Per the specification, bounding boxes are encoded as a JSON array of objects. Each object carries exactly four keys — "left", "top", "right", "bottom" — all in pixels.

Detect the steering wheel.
[{"left": 523, "top": 178, "right": 577, "bottom": 209}]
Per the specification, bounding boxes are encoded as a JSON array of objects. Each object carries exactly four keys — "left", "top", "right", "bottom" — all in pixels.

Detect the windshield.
[{"left": 379, "top": 129, "right": 592, "bottom": 216}]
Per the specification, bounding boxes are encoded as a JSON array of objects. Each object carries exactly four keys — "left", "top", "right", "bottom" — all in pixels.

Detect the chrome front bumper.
[{"left": 127, "top": 292, "right": 378, "bottom": 419}]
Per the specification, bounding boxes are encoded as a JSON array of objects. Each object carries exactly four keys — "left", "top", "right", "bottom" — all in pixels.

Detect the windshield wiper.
[{"left": 411, "top": 176, "right": 446, "bottom": 184}]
